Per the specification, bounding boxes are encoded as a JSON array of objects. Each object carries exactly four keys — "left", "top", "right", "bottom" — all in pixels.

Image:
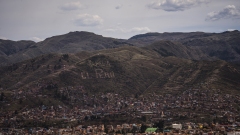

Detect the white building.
[
  {"left": 227, "top": 132, "right": 240, "bottom": 135},
  {"left": 172, "top": 124, "right": 182, "bottom": 130}
]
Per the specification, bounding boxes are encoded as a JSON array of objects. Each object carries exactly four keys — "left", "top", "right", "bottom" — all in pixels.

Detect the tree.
[
  {"left": 135, "top": 93, "right": 139, "bottom": 99},
  {"left": 54, "top": 65, "right": 57, "bottom": 70},
  {"left": 140, "top": 124, "right": 148, "bottom": 133},
  {"left": 0, "top": 92, "right": 4, "bottom": 101},
  {"left": 62, "top": 54, "right": 69, "bottom": 59},
  {"left": 154, "top": 120, "right": 164, "bottom": 132},
  {"left": 132, "top": 125, "right": 138, "bottom": 134},
  {"left": 47, "top": 69, "right": 51, "bottom": 73},
  {"left": 19, "top": 98, "right": 23, "bottom": 104},
  {"left": 141, "top": 115, "right": 147, "bottom": 122},
  {"left": 104, "top": 128, "right": 109, "bottom": 134}
]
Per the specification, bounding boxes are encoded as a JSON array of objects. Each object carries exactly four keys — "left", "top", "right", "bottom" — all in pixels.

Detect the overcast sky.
[{"left": 0, "top": 0, "right": 240, "bottom": 42}]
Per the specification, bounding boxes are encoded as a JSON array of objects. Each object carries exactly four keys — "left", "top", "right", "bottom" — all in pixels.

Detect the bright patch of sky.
[{"left": 0, "top": 0, "right": 239, "bottom": 42}]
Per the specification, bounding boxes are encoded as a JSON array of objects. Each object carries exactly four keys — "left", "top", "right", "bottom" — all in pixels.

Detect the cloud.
[
  {"left": 115, "top": 5, "right": 123, "bottom": 9},
  {"left": 105, "top": 27, "right": 150, "bottom": 33},
  {"left": 74, "top": 14, "right": 103, "bottom": 26},
  {"left": 227, "top": 29, "right": 236, "bottom": 31},
  {"left": 206, "top": 5, "right": 240, "bottom": 21},
  {"left": 147, "top": 0, "right": 208, "bottom": 11},
  {"left": 0, "top": 36, "right": 8, "bottom": 40},
  {"left": 31, "top": 37, "right": 43, "bottom": 42},
  {"left": 131, "top": 27, "right": 151, "bottom": 33},
  {"left": 60, "top": 2, "right": 83, "bottom": 11}
]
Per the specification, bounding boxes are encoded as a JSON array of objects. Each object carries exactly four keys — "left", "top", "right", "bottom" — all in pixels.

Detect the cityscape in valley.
[
  {"left": 1, "top": 87, "right": 240, "bottom": 134},
  {"left": 1, "top": 0, "right": 240, "bottom": 134}
]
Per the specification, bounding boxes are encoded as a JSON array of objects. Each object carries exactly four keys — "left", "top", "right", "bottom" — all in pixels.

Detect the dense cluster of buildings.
[
  {"left": 1, "top": 86, "right": 240, "bottom": 134},
  {"left": 1, "top": 122, "right": 240, "bottom": 134}
]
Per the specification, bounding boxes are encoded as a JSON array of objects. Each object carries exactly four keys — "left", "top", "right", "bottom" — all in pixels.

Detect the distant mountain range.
[
  {"left": 129, "top": 30, "right": 240, "bottom": 62},
  {"left": 0, "top": 30, "right": 240, "bottom": 66}
]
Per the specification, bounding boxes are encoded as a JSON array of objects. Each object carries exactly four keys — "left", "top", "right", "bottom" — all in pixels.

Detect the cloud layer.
[
  {"left": 0, "top": 36, "right": 8, "bottom": 40},
  {"left": 31, "top": 37, "right": 43, "bottom": 42},
  {"left": 148, "top": 0, "right": 208, "bottom": 11},
  {"left": 74, "top": 14, "right": 103, "bottom": 26},
  {"left": 106, "top": 27, "right": 150, "bottom": 33},
  {"left": 206, "top": 5, "right": 240, "bottom": 21},
  {"left": 115, "top": 5, "right": 123, "bottom": 10},
  {"left": 60, "top": 2, "right": 83, "bottom": 11}
]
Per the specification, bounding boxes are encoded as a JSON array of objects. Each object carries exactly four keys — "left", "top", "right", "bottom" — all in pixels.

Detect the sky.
[{"left": 0, "top": 0, "right": 240, "bottom": 42}]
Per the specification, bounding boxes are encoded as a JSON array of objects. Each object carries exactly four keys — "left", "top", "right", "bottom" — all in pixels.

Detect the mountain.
[
  {"left": 0, "top": 39, "right": 35, "bottom": 56},
  {"left": 0, "top": 30, "right": 240, "bottom": 66},
  {"left": 128, "top": 30, "right": 240, "bottom": 62},
  {"left": 0, "top": 39, "right": 35, "bottom": 66},
  {"left": 128, "top": 32, "right": 212, "bottom": 46},
  {"left": 1, "top": 31, "right": 240, "bottom": 128},
  {"left": 0, "top": 46, "right": 239, "bottom": 101},
  {"left": 0, "top": 31, "right": 131, "bottom": 66},
  {"left": 0, "top": 42, "right": 240, "bottom": 127},
  {"left": 37, "top": 31, "right": 129, "bottom": 53},
  {"left": 143, "top": 40, "right": 211, "bottom": 60}
]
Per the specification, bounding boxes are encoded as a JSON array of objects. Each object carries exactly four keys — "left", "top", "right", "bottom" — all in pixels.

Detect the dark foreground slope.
[{"left": 0, "top": 46, "right": 240, "bottom": 111}]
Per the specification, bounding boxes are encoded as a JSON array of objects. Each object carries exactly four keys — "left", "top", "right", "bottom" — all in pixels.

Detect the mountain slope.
[
  {"left": 0, "top": 46, "right": 240, "bottom": 120},
  {"left": 1, "top": 46, "right": 239, "bottom": 97},
  {"left": 37, "top": 31, "right": 129, "bottom": 53},
  {"left": 0, "top": 39, "right": 35, "bottom": 56},
  {"left": 0, "top": 31, "right": 131, "bottom": 66},
  {"left": 143, "top": 40, "right": 211, "bottom": 60},
  {"left": 0, "top": 39, "right": 35, "bottom": 66},
  {"left": 128, "top": 30, "right": 240, "bottom": 62}
]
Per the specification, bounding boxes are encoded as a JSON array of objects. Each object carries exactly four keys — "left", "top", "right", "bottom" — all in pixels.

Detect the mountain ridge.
[
  {"left": 128, "top": 30, "right": 240, "bottom": 62},
  {"left": 0, "top": 30, "right": 239, "bottom": 66},
  {"left": 0, "top": 31, "right": 130, "bottom": 66}
]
